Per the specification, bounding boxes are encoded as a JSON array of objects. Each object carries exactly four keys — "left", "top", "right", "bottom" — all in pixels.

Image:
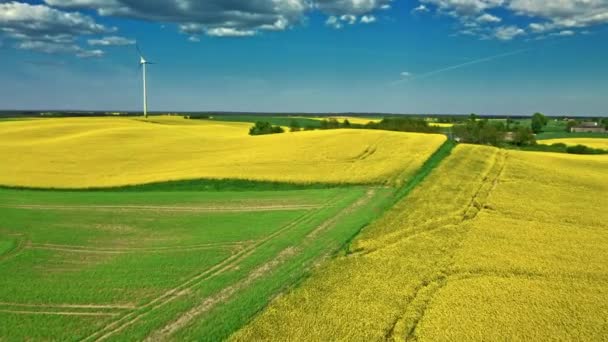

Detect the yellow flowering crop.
[
  {"left": 231, "top": 146, "right": 608, "bottom": 341},
  {"left": 429, "top": 123, "right": 454, "bottom": 128},
  {"left": 0, "top": 116, "right": 445, "bottom": 188},
  {"left": 540, "top": 137, "right": 608, "bottom": 149}
]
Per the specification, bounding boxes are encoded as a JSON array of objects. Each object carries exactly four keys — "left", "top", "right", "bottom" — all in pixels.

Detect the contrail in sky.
[{"left": 391, "top": 48, "right": 530, "bottom": 85}]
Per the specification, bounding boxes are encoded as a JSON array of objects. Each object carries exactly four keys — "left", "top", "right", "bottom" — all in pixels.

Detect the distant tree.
[
  {"left": 249, "top": 121, "right": 285, "bottom": 136},
  {"left": 534, "top": 112, "right": 549, "bottom": 125},
  {"left": 289, "top": 119, "right": 301, "bottom": 132},
  {"left": 342, "top": 119, "right": 351, "bottom": 128},
  {"left": 602, "top": 118, "right": 608, "bottom": 129},
  {"left": 452, "top": 119, "right": 506, "bottom": 146},
  {"left": 531, "top": 112, "right": 548, "bottom": 134},
  {"left": 506, "top": 117, "right": 513, "bottom": 130},
  {"left": 566, "top": 120, "right": 578, "bottom": 132},
  {"left": 328, "top": 118, "right": 340, "bottom": 129},
  {"left": 469, "top": 113, "right": 479, "bottom": 122},
  {"left": 512, "top": 126, "right": 536, "bottom": 146},
  {"left": 318, "top": 118, "right": 341, "bottom": 129}
]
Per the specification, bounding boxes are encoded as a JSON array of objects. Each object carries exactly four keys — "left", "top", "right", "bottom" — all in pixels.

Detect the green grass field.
[
  {"left": 535, "top": 131, "right": 608, "bottom": 139},
  {"left": 0, "top": 185, "right": 394, "bottom": 340}
]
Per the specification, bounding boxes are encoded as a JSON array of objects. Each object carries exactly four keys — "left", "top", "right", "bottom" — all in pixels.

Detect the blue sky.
[{"left": 1, "top": 0, "right": 607, "bottom": 116}]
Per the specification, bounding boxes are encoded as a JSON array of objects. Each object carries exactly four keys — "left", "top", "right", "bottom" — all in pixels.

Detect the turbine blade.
[{"left": 135, "top": 43, "right": 143, "bottom": 57}]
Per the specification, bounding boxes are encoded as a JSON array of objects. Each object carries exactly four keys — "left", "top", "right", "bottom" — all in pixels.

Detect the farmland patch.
[
  {"left": 0, "top": 116, "right": 445, "bottom": 188},
  {"left": 0, "top": 184, "right": 396, "bottom": 340},
  {"left": 232, "top": 145, "right": 608, "bottom": 341}
]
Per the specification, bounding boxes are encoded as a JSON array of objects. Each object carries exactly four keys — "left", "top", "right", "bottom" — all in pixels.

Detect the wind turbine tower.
[{"left": 137, "top": 46, "right": 153, "bottom": 118}]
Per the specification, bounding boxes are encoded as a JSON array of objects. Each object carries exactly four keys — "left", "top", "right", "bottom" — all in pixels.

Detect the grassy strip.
[
  {"left": 0, "top": 178, "right": 369, "bottom": 193},
  {"left": 392, "top": 139, "right": 456, "bottom": 201}
]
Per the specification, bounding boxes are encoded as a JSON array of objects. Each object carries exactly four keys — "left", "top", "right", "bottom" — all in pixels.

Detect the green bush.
[{"left": 249, "top": 121, "right": 285, "bottom": 136}]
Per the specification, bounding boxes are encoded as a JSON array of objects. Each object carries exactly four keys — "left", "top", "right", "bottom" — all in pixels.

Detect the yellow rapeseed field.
[
  {"left": 540, "top": 137, "right": 608, "bottom": 149},
  {"left": 0, "top": 116, "right": 445, "bottom": 188},
  {"left": 308, "top": 116, "right": 381, "bottom": 125},
  {"left": 231, "top": 146, "right": 608, "bottom": 341},
  {"left": 429, "top": 122, "right": 454, "bottom": 128}
]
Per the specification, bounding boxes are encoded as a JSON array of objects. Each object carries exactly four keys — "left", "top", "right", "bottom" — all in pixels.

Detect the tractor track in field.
[
  {"left": 82, "top": 193, "right": 345, "bottom": 342},
  {"left": 0, "top": 232, "right": 28, "bottom": 263},
  {"left": 0, "top": 302, "right": 136, "bottom": 310},
  {"left": 386, "top": 151, "right": 507, "bottom": 341},
  {"left": 145, "top": 188, "right": 379, "bottom": 340},
  {"left": 1, "top": 203, "right": 323, "bottom": 213},
  {"left": 305, "top": 188, "right": 376, "bottom": 241},
  {"left": 27, "top": 241, "right": 248, "bottom": 254},
  {"left": 144, "top": 247, "right": 301, "bottom": 341},
  {"left": 0, "top": 309, "right": 120, "bottom": 317},
  {"left": 364, "top": 151, "right": 508, "bottom": 259}
]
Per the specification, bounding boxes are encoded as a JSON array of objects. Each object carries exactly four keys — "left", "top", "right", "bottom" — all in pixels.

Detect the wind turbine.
[{"left": 137, "top": 45, "right": 154, "bottom": 118}]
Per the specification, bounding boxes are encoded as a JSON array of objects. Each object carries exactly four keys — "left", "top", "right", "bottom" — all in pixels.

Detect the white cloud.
[
  {"left": 412, "top": 5, "right": 430, "bottom": 13},
  {"left": 15, "top": 40, "right": 104, "bottom": 58},
  {"left": 206, "top": 28, "right": 256, "bottom": 37},
  {"left": 88, "top": 35, "right": 134, "bottom": 46},
  {"left": 45, "top": 0, "right": 392, "bottom": 38},
  {"left": 76, "top": 49, "right": 104, "bottom": 58},
  {"left": 0, "top": 2, "right": 112, "bottom": 56},
  {"left": 494, "top": 25, "right": 525, "bottom": 40},
  {"left": 341, "top": 14, "right": 358, "bottom": 24},
  {"left": 327, "top": 13, "right": 375, "bottom": 28},
  {"left": 0, "top": 2, "right": 110, "bottom": 36},
  {"left": 401, "top": 71, "right": 412, "bottom": 77},
  {"left": 325, "top": 16, "right": 343, "bottom": 29},
  {"left": 477, "top": 13, "right": 501, "bottom": 23},
  {"left": 360, "top": 15, "right": 377, "bottom": 24},
  {"left": 421, "top": 0, "right": 505, "bottom": 16},
  {"left": 46, "top": 0, "right": 308, "bottom": 38},
  {"left": 553, "top": 30, "right": 576, "bottom": 36},
  {"left": 417, "top": 0, "right": 608, "bottom": 39},
  {"left": 315, "top": 0, "right": 393, "bottom": 15},
  {"left": 508, "top": 0, "right": 608, "bottom": 30}
]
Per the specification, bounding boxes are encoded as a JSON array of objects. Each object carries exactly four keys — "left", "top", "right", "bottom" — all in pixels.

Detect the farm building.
[{"left": 570, "top": 122, "right": 607, "bottom": 133}]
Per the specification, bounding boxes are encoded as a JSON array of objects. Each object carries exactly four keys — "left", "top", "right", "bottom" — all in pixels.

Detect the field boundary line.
[{"left": 83, "top": 194, "right": 344, "bottom": 342}]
